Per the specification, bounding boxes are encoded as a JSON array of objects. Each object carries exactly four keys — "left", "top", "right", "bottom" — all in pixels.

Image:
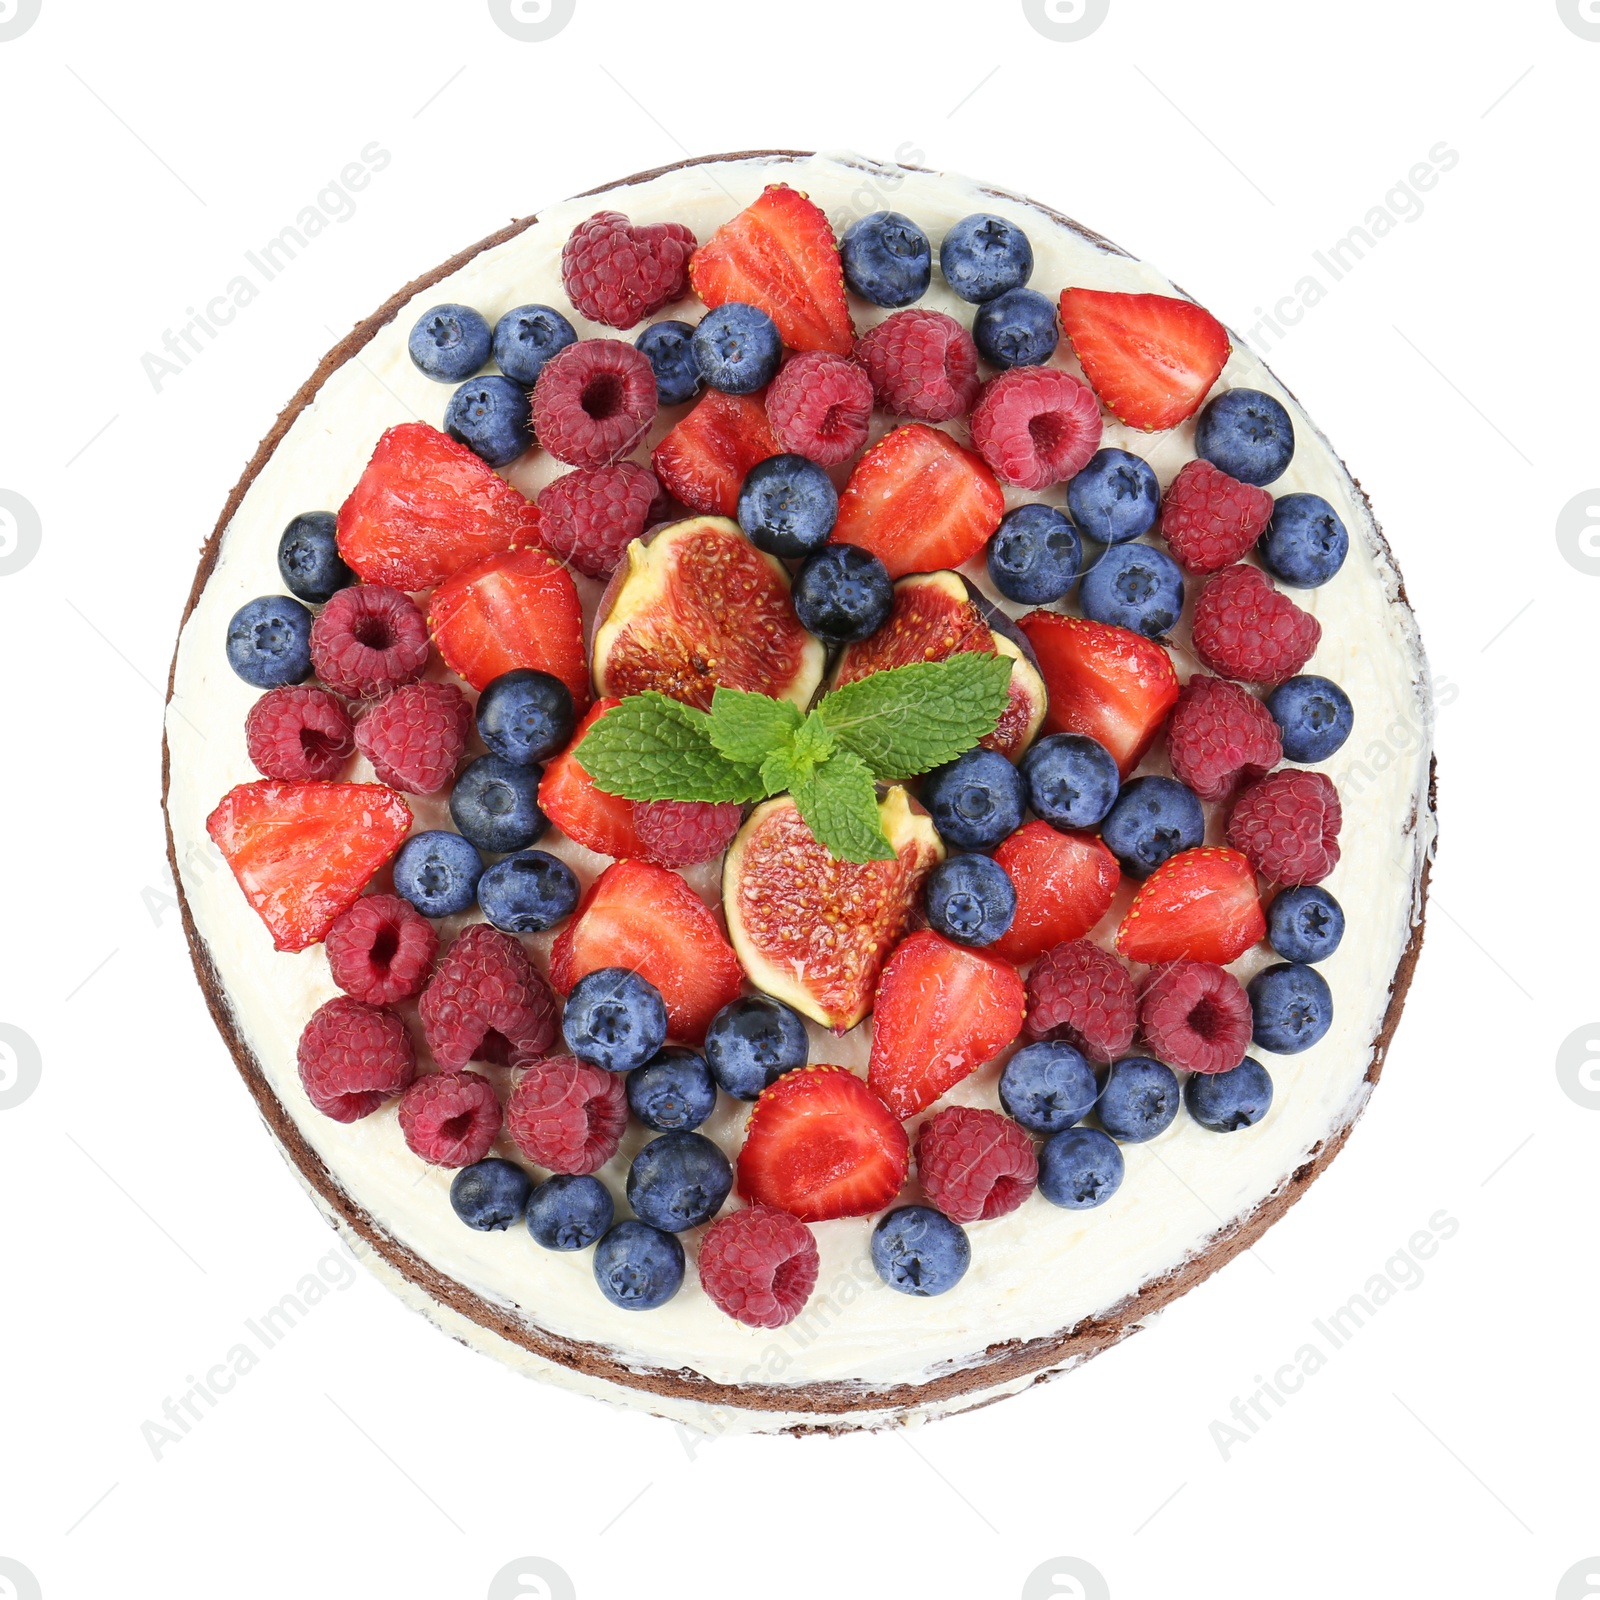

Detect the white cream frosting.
[{"left": 165, "top": 152, "right": 1433, "bottom": 1432}]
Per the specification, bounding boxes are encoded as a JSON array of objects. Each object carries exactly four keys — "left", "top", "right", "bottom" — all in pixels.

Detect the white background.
[{"left": 2, "top": 1, "right": 1597, "bottom": 1596}]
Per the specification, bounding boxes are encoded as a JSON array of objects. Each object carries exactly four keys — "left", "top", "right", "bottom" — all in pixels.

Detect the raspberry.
[
  {"left": 531, "top": 339, "right": 658, "bottom": 468},
  {"left": 1024, "top": 939, "right": 1137, "bottom": 1062},
  {"left": 1226, "top": 769, "right": 1342, "bottom": 885},
  {"left": 309, "top": 584, "right": 430, "bottom": 699},
  {"left": 1191, "top": 564, "right": 1321, "bottom": 684},
  {"left": 1159, "top": 459, "right": 1275, "bottom": 574},
  {"left": 969, "top": 367, "right": 1102, "bottom": 489},
  {"left": 505, "top": 1055, "right": 628, "bottom": 1174},
  {"left": 1167, "top": 675, "right": 1282, "bottom": 803},
  {"left": 764, "top": 351, "right": 873, "bottom": 466},
  {"left": 325, "top": 893, "right": 438, "bottom": 1006},
  {"left": 854, "top": 309, "right": 979, "bottom": 423},
  {"left": 561, "top": 210, "right": 696, "bottom": 330},
  {"left": 297, "top": 995, "right": 415, "bottom": 1122},
  {"left": 633, "top": 799, "right": 743, "bottom": 867},
  {"left": 1139, "top": 960, "right": 1253, "bottom": 1074},
  {"left": 245, "top": 685, "right": 354, "bottom": 781},
  {"left": 398, "top": 1070, "right": 502, "bottom": 1167},
  {"left": 915, "top": 1106, "right": 1038, "bottom": 1223},
  {"left": 697, "top": 1205, "right": 820, "bottom": 1329},
  {"left": 536, "top": 462, "right": 660, "bottom": 580},
  {"left": 419, "top": 923, "right": 559, "bottom": 1071},
  {"left": 353, "top": 680, "right": 471, "bottom": 794}
]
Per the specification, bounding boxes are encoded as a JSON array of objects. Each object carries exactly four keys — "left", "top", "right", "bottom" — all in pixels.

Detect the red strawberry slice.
[
  {"left": 737, "top": 1066, "right": 909, "bottom": 1222},
  {"left": 989, "top": 823, "right": 1121, "bottom": 966},
  {"left": 689, "top": 185, "right": 855, "bottom": 355},
  {"left": 651, "top": 389, "right": 784, "bottom": 517},
  {"left": 1058, "top": 289, "right": 1231, "bottom": 432},
  {"left": 1116, "top": 846, "right": 1266, "bottom": 966},
  {"left": 537, "top": 698, "right": 650, "bottom": 860},
  {"left": 336, "top": 423, "right": 544, "bottom": 591},
  {"left": 830, "top": 425, "right": 1005, "bottom": 579},
  {"left": 1016, "top": 612, "right": 1180, "bottom": 777},
  {"left": 549, "top": 859, "right": 743, "bottom": 1043},
  {"left": 206, "top": 781, "right": 412, "bottom": 953},
  {"left": 867, "top": 931, "right": 1026, "bottom": 1120}
]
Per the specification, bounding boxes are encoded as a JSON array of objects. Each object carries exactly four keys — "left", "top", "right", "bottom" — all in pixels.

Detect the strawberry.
[
  {"left": 736, "top": 1066, "right": 909, "bottom": 1222},
  {"left": 830, "top": 425, "right": 1005, "bottom": 579},
  {"left": 336, "top": 423, "right": 544, "bottom": 591},
  {"left": 206, "top": 781, "right": 412, "bottom": 953},
  {"left": 537, "top": 698, "right": 650, "bottom": 860},
  {"left": 1015, "top": 612, "right": 1180, "bottom": 777},
  {"left": 1058, "top": 289, "right": 1231, "bottom": 432},
  {"left": 988, "top": 822, "right": 1121, "bottom": 966},
  {"left": 549, "top": 859, "right": 742, "bottom": 1043},
  {"left": 1115, "top": 846, "right": 1266, "bottom": 966},
  {"left": 651, "top": 388, "right": 783, "bottom": 517},
  {"left": 867, "top": 931, "right": 1026, "bottom": 1120},
  {"left": 689, "top": 185, "right": 854, "bottom": 355}
]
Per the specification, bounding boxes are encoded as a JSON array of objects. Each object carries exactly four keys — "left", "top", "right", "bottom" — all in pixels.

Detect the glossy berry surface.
[
  {"left": 1267, "top": 884, "right": 1345, "bottom": 963},
  {"left": 492, "top": 303, "right": 576, "bottom": 387},
  {"left": 1195, "top": 387, "right": 1295, "bottom": 486},
  {"left": 408, "top": 302, "right": 491, "bottom": 382},
  {"left": 920, "top": 746, "right": 1026, "bottom": 851},
  {"left": 790, "top": 543, "right": 893, "bottom": 643},
  {"left": 594, "top": 1220, "right": 685, "bottom": 1309},
  {"left": 561, "top": 966, "right": 669, "bottom": 1072},
  {"left": 1096, "top": 1057, "right": 1181, "bottom": 1142},
  {"left": 626, "top": 1131, "right": 733, "bottom": 1232},
  {"left": 449, "top": 1158, "right": 533, "bottom": 1231},
  {"left": 692, "top": 301, "right": 783, "bottom": 394},
  {"left": 1100, "top": 776, "right": 1204, "bottom": 876},
  {"left": 985, "top": 502, "right": 1082, "bottom": 604},
  {"left": 999, "top": 1040, "right": 1099, "bottom": 1135},
  {"left": 445, "top": 374, "right": 533, "bottom": 467},
  {"left": 1259, "top": 493, "right": 1349, "bottom": 588},
  {"left": 1266, "top": 673, "right": 1354, "bottom": 763},
  {"left": 626, "top": 1047, "right": 718, "bottom": 1132},
  {"left": 226, "top": 595, "right": 313, "bottom": 688},
  {"left": 973, "top": 286, "right": 1059, "bottom": 368},
  {"left": 392, "top": 830, "right": 484, "bottom": 919},
  {"left": 476, "top": 850, "right": 578, "bottom": 934},
  {"left": 1185, "top": 1056, "right": 1275, "bottom": 1131},
  {"left": 1038, "top": 1126, "right": 1125, "bottom": 1209},
  {"left": 923, "top": 853, "right": 1017, "bottom": 947},
  {"left": 1020, "top": 733, "right": 1120, "bottom": 831},
  {"left": 703, "top": 995, "right": 809, "bottom": 1100},
  {"left": 870, "top": 1206, "right": 971, "bottom": 1297},
  {"left": 940, "top": 212, "right": 1033, "bottom": 302},
  {"left": 1248, "top": 962, "right": 1334, "bottom": 1054},
  {"left": 527, "top": 1173, "right": 614, "bottom": 1251},
  {"left": 450, "top": 755, "right": 549, "bottom": 854},
  {"left": 277, "top": 511, "right": 354, "bottom": 604},
  {"left": 840, "top": 210, "right": 932, "bottom": 307},
  {"left": 738, "top": 453, "right": 838, "bottom": 557},
  {"left": 1079, "top": 541, "right": 1185, "bottom": 637},
  {"left": 635, "top": 319, "right": 704, "bottom": 405},
  {"left": 1067, "top": 447, "right": 1161, "bottom": 545},
  {"left": 476, "top": 669, "right": 575, "bottom": 767}
]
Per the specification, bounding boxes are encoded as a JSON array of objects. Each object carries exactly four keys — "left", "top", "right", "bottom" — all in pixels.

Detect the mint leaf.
[
  {"left": 708, "top": 688, "right": 802, "bottom": 766},
  {"left": 576, "top": 692, "right": 765, "bottom": 803},
  {"left": 759, "top": 747, "right": 803, "bottom": 798},
  {"left": 791, "top": 749, "right": 895, "bottom": 863},
  {"left": 791, "top": 710, "right": 836, "bottom": 768}
]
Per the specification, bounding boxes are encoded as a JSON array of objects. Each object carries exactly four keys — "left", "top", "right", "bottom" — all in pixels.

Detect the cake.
[{"left": 163, "top": 150, "right": 1435, "bottom": 1435}]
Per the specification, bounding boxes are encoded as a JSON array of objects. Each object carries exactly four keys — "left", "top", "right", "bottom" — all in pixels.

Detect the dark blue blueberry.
[
  {"left": 449, "top": 1158, "right": 533, "bottom": 1231},
  {"left": 225, "top": 595, "right": 312, "bottom": 688},
  {"left": 1079, "top": 542, "right": 1185, "bottom": 637},
  {"left": 392, "top": 830, "right": 484, "bottom": 918},
  {"left": 973, "top": 286, "right": 1059, "bottom": 369},
  {"left": 1266, "top": 673, "right": 1354, "bottom": 763},
  {"left": 1195, "top": 388, "right": 1296, "bottom": 486},
  {"left": 999, "top": 1040, "right": 1099, "bottom": 1135},
  {"left": 791, "top": 543, "right": 893, "bottom": 643},
  {"left": 1100, "top": 776, "right": 1204, "bottom": 877},
  {"left": 627, "top": 1047, "right": 718, "bottom": 1132},
  {"left": 1038, "top": 1126, "right": 1126, "bottom": 1208},
  {"left": 626, "top": 1131, "right": 733, "bottom": 1232},
  {"left": 939, "top": 213, "right": 1033, "bottom": 303},
  {"left": 1259, "top": 493, "right": 1348, "bottom": 588},
  {"left": 986, "top": 503, "right": 1082, "bottom": 604},
  {"left": 870, "top": 1205, "right": 971, "bottom": 1297},
  {"left": 920, "top": 746, "right": 1027, "bottom": 852},
  {"left": 692, "top": 302, "right": 782, "bottom": 395},
  {"left": 1185, "top": 1057, "right": 1274, "bottom": 1132},
  {"left": 704, "top": 995, "right": 809, "bottom": 1101},
  {"left": 528, "top": 1173, "right": 614, "bottom": 1251},
  {"left": 476, "top": 849, "right": 577, "bottom": 934},
  {"left": 1267, "top": 885, "right": 1345, "bottom": 964},
  {"left": 408, "top": 302, "right": 491, "bottom": 383},
  {"left": 593, "top": 1219, "right": 684, "bottom": 1308},
  {"left": 1248, "top": 963, "right": 1333, "bottom": 1054},
  {"left": 924, "top": 854, "right": 1017, "bottom": 947},
  {"left": 1020, "top": 733, "right": 1120, "bottom": 831},
  {"left": 277, "top": 511, "right": 354, "bottom": 604},
  {"left": 1067, "top": 448, "right": 1161, "bottom": 545},
  {"left": 445, "top": 374, "right": 532, "bottom": 467},
  {"left": 450, "top": 755, "right": 549, "bottom": 854},
  {"left": 840, "top": 211, "right": 932, "bottom": 308},
  {"left": 562, "top": 967, "right": 669, "bottom": 1072},
  {"left": 476, "top": 668, "right": 574, "bottom": 766},
  {"left": 492, "top": 303, "right": 575, "bottom": 388},
  {"left": 738, "top": 454, "right": 838, "bottom": 558},
  {"left": 635, "top": 318, "right": 704, "bottom": 406},
  {"left": 1096, "top": 1057, "right": 1181, "bottom": 1143}
]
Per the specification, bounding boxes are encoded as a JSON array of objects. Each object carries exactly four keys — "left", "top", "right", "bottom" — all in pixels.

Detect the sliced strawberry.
[
  {"left": 651, "top": 389, "right": 783, "bottom": 517},
  {"left": 206, "top": 781, "right": 412, "bottom": 953},
  {"left": 689, "top": 185, "right": 854, "bottom": 355},
  {"left": 830, "top": 425, "right": 1005, "bottom": 579},
  {"left": 1058, "top": 289, "right": 1231, "bottom": 432},
  {"left": 336, "top": 423, "right": 544, "bottom": 591},
  {"left": 867, "top": 931, "right": 1026, "bottom": 1120},
  {"left": 549, "top": 859, "right": 742, "bottom": 1043},
  {"left": 537, "top": 699, "right": 649, "bottom": 860},
  {"left": 737, "top": 1066, "right": 909, "bottom": 1221},
  {"left": 989, "top": 823, "right": 1120, "bottom": 966},
  {"left": 1015, "top": 612, "right": 1180, "bottom": 777},
  {"left": 1116, "top": 846, "right": 1266, "bottom": 966}
]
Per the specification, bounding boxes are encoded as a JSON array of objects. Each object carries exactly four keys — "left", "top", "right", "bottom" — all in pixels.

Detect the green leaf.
[
  {"left": 575, "top": 692, "right": 765, "bottom": 803},
  {"left": 791, "top": 710, "right": 836, "bottom": 767},
  {"left": 791, "top": 750, "right": 896, "bottom": 863},
  {"left": 708, "top": 688, "right": 803, "bottom": 766},
  {"left": 759, "top": 747, "right": 803, "bottom": 798}
]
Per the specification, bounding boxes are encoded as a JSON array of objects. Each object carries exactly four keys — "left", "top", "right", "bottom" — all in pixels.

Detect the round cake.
[{"left": 163, "top": 150, "right": 1435, "bottom": 1435}]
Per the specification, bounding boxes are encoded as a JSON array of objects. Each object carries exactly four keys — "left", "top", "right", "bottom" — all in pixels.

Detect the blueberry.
[
  {"left": 626, "top": 1131, "right": 733, "bottom": 1232},
  {"left": 1248, "top": 963, "right": 1333, "bottom": 1054},
  {"left": 527, "top": 1173, "right": 614, "bottom": 1251},
  {"left": 1100, "top": 776, "right": 1204, "bottom": 877},
  {"left": 999, "top": 1040, "right": 1099, "bottom": 1135},
  {"left": 476, "top": 668, "right": 575, "bottom": 766},
  {"left": 920, "top": 746, "right": 1027, "bottom": 852},
  {"left": 924, "top": 853, "right": 1017, "bottom": 947},
  {"left": 593, "top": 1219, "right": 685, "bottom": 1308},
  {"left": 791, "top": 544, "right": 893, "bottom": 644},
  {"left": 1185, "top": 1057, "right": 1274, "bottom": 1132},
  {"left": 973, "top": 286, "right": 1059, "bottom": 369},
  {"left": 225, "top": 595, "right": 313, "bottom": 688},
  {"left": 986, "top": 503, "right": 1082, "bottom": 604},
  {"left": 870, "top": 1205, "right": 971, "bottom": 1297},
  {"left": 704, "top": 995, "right": 809, "bottom": 1101},
  {"left": 392, "top": 830, "right": 484, "bottom": 918},
  {"left": 277, "top": 511, "right": 354, "bottom": 604},
  {"left": 1078, "top": 542, "right": 1185, "bottom": 637},
  {"left": 627, "top": 1047, "right": 718, "bottom": 1132},
  {"left": 1038, "top": 1126, "right": 1125, "bottom": 1208},
  {"left": 939, "top": 213, "right": 1033, "bottom": 303},
  {"left": 1266, "top": 673, "right": 1354, "bottom": 764},
  {"left": 1067, "top": 448, "right": 1162, "bottom": 545},
  {"left": 840, "top": 211, "right": 932, "bottom": 308},
  {"left": 1195, "top": 388, "right": 1296, "bottom": 486},
  {"left": 445, "top": 374, "right": 532, "bottom": 467},
  {"left": 449, "top": 1158, "right": 533, "bottom": 1231},
  {"left": 476, "top": 850, "right": 578, "bottom": 934},
  {"left": 492, "top": 303, "right": 575, "bottom": 387},
  {"left": 738, "top": 454, "right": 838, "bottom": 558},
  {"left": 408, "top": 302, "right": 491, "bottom": 383},
  {"left": 635, "top": 318, "right": 704, "bottom": 406},
  {"left": 562, "top": 967, "right": 669, "bottom": 1072},
  {"left": 450, "top": 754, "right": 549, "bottom": 854},
  {"left": 692, "top": 302, "right": 782, "bottom": 395},
  {"left": 1096, "top": 1057, "right": 1181, "bottom": 1143},
  {"left": 1259, "top": 493, "right": 1348, "bottom": 588},
  {"left": 1267, "top": 885, "right": 1345, "bottom": 964},
  {"left": 1020, "top": 733, "right": 1120, "bottom": 831}
]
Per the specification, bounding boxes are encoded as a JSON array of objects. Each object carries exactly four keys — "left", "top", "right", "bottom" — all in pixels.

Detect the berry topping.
[
  {"left": 1023, "top": 939, "right": 1138, "bottom": 1062},
  {"left": 693, "top": 302, "right": 784, "bottom": 395},
  {"left": 737, "top": 453, "right": 839, "bottom": 558},
  {"left": 986, "top": 503, "right": 1082, "bottom": 605},
  {"left": 537, "top": 699, "right": 651, "bottom": 860},
  {"left": 407, "top": 303, "right": 491, "bottom": 383},
  {"left": 450, "top": 1158, "right": 534, "bottom": 1231},
  {"left": 226, "top": 596, "right": 313, "bottom": 689},
  {"left": 765, "top": 349, "right": 873, "bottom": 465},
  {"left": 870, "top": 1205, "right": 971, "bottom": 1296},
  {"left": 296, "top": 996, "right": 416, "bottom": 1122},
  {"left": 561, "top": 967, "right": 669, "bottom": 1073},
  {"left": 840, "top": 210, "right": 933, "bottom": 308},
  {"left": 1139, "top": 960, "right": 1253, "bottom": 1074},
  {"left": 915, "top": 1106, "right": 1038, "bottom": 1223},
  {"left": 1079, "top": 541, "right": 1186, "bottom": 638},
  {"left": 651, "top": 388, "right": 783, "bottom": 517},
  {"left": 626, "top": 1047, "right": 718, "bottom": 1132},
  {"left": 924, "top": 853, "right": 1017, "bottom": 948},
  {"left": 973, "top": 285, "right": 1060, "bottom": 369},
  {"left": 939, "top": 213, "right": 1034, "bottom": 303},
  {"left": 969, "top": 366, "right": 1102, "bottom": 490},
  {"left": 561, "top": 210, "right": 696, "bottom": 330},
  {"left": 309, "top": 584, "right": 430, "bottom": 700},
  {"left": 505, "top": 1055, "right": 629, "bottom": 1174},
  {"left": 704, "top": 995, "right": 810, "bottom": 1102},
  {"left": 854, "top": 307, "right": 981, "bottom": 423},
  {"left": 698, "top": 1204, "right": 820, "bottom": 1328},
  {"left": 1167, "top": 675, "right": 1283, "bottom": 803},
  {"left": 392, "top": 830, "right": 484, "bottom": 918},
  {"left": 527, "top": 1173, "right": 614, "bottom": 1250},
  {"left": 1259, "top": 492, "right": 1349, "bottom": 588},
  {"left": 1266, "top": 673, "right": 1354, "bottom": 764},
  {"left": 635, "top": 318, "right": 704, "bottom": 406},
  {"left": 1038, "top": 1127, "right": 1125, "bottom": 1209},
  {"left": 278, "top": 510, "right": 354, "bottom": 604},
  {"left": 1096, "top": 1057, "right": 1180, "bottom": 1143},
  {"left": 476, "top": 669, "right": 575, "bottom": 767},
  {"left": 419, "top": 922, "right": 559, "bottom": 1071},
  {"left": 1159, "top": 458, "right": 1275, "bottom": 575},
  {"left": 531, "top": 338, "right": 658, "bottom": 467},
  {"left": 398, "top": 1070, "right": 502, "bottom": 1167},
  {"left": 1185, "top": 1057, "right": 1274, "bottom": 1132},
  {"left": 791, "top": 543, "right": 894, "bottom": 644},
  {"left": 1101, "top": 775, "right": 1205, "bottom": 878},
  {"left": 1266, "top": 884, "right": 1345, "bottom": 964},
  {"left": 492, "top": 303, "right": 576, "bottom": 387},
  {"left": 1226, "top": 769, "right": 1342, "bottom": 885},
  {"left": 920, "top": 746, "right": 1026, "bottom": 852},
  {"left": 593, "top": 1220, "right": 685, "bottom": 1310},
  {"left": 988, "top": 823, "right": 1121, "bottom": 967},
  {"left": 353, "top": 680, "right": 471, "bottom": 795},
  {"left": 477, "top": 849, "right": 579, "bottom": 934},
  {"left": 1115, "top": 846, "right": 1266, "bottom": 966},
  {"left": 999, "top": 1040, "right": 1098, "bottom": 1135},
  {"left": 445, "top": 374, "right": 533, "bottom": 467},
  {"left": 632, "top": 799, "right": 744, "bottom": 867},
  {"left": 1067, "top": 448, "right": 1161, "bottom": 545},
  {"left": 627, "top": 1130, "right": 733, "bottom": 1232},
  {"left": 536, "top": 461, "right": 660, "bottom": 581},
  {"left": 1192, "top": 564, "right": 1321, "bottom": 684},
  {"left": 450, "top": 755, "right": 548, "bottom": 855},
  {"left": 1019, "top": 733, "right": 1120, "bottom": 832},
  {"left": 245, "top": 685, "right": 354, "bottom": 782},
  {"left": 1196, "top": 388, "right": 1295, "bottom": 486},
  {"left": 325, "top": 893, "right": 438, "bottom": 1006},
  {"left": 1248, "top": 963, "right": 1333, "bottom": 1054}
]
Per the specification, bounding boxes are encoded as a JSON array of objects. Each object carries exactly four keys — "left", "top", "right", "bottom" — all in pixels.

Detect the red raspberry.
[
  {"left": 531, "top": 339, "right": 658, "bottom": 468},
  {"left": 1192, "top": 565, "right": 1321, "bottom": 684},
  {"left": 325, "top": 893, "right": 438, "bottom": 1006},
  {"left": 297, "top": 995, "right": 416, "bottom": 1123},
  {"left": 398, "top": 1070, "right": 501, "bottom": 1167},
  {"left": 505, "top": 1055, "right": 628, "bottom": 1174},
  {"left": 633, "top": 799, "right": 743, "bottom": 867},
  {"left": 1159, "top": 459, "right": 1275, "bottom": 574},
  {"left": 536, "top": 462, "right": 660, "bottom": 580},
  {"left": 309, "top": 585, "right": 430, "bottom": 700},
  {"left": 419, "top": 923, "right": 559, "bottom": 1071},
  {"left": 1139, "top": 960, "right": 1253, "bottom": 1074},
  {"left": 1226, "top": 769, "right": 1342, "bottom": 885},
  {"left": 561, "top": 210, "right": 696, "bottom": 330},
  {"left": 245, "top": 685, "right": 354, "bottom": 781},
  {"left": 353, "top": 680, "right": 471, "bottom": 795},
  {"left": 764, "top": 351, "right": 873, "bottom": 466},
  {"left": 916, "top": 1107, "right": 1038, "bottom": 1223},
  {"left": 1167, "top": 675, "right": 1282, "bottom": 803},
  {"left": 698, "top": 1205, "right": 820, "bottom": 1329},
  {"left": 969, "top": 367, "right": 1103, "bottom": 489},
  {"left": 854, "top": 309, "right": 979, "bottom": 423},
  {"left": 1023, "top": 939, "right": 1137, "bottom": 1063}
]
